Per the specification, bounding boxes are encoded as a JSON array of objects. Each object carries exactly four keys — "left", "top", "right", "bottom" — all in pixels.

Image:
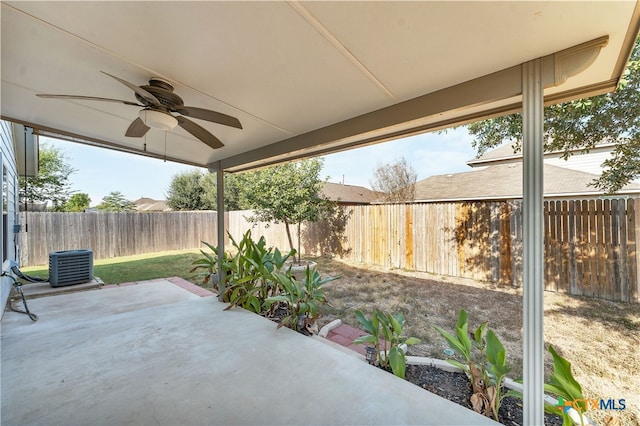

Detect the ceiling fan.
[{"left": 36, "top": 71, "right": 242, "bottom": 149}]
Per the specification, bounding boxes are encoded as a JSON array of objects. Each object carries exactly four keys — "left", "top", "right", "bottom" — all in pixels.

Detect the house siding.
[{"left": 1, "top": 120, "right": 20, "bottom": 316}]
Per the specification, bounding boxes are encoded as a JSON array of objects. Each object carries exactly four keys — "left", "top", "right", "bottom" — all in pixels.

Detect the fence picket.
[{"left": 19, "top": 198, "right": 637, "bottom": 303}]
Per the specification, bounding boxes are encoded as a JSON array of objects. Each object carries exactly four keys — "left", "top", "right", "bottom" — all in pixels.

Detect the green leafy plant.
[
  {"left": 353, "top": 309, "right": 420, "bottom": 379},
  {"left": 221, "top": 230, "right": 295, "bottom": 315},
  {"left": 508, "top": 346, "right": 589, "bottom": 426},
  {"left": 543, "top": 345, "right": 588, "bottom": 426},
  {"left": 266, "top": 266, "right": 337, "bottom": 331},
  {"left": 190, "top": 241, "right": 223, "bottom": 287},
  {"left": 434, "top": 309, "right": 513, "bottom": 421}
]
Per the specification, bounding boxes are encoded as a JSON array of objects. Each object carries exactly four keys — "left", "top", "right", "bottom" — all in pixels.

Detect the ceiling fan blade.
[
  {"left": 175, "top": 106, "right": 242, "bottom": 129},
  {"left": 101, "top": 71, "right": 162, "bottom": 107},
  {"left": 176, "top": 116, "right": 224, "bottom": 149},
  {"left": 36, "top": 94, "right": 142, "bottom": 106},
  {"left": 125, "top": 117, "right": 150, "bottom": 137}
]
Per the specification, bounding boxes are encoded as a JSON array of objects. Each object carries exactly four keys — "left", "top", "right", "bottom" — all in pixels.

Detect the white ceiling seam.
[
  {"left": 218, "top": 37, "right": 610, "bottom": 173},
  {"left": 288, "top": 1, "right": 397, "bottom": 101}
]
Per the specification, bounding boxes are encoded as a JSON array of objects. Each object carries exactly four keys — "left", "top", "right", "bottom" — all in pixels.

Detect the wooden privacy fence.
[
  {"left": 19, "top": 199, "right": 639, "bottom": 303},
  {"left": 331, "top": 200, "right": 639, "bottom": 303},
  {"left": 19, "top": 211, "right": 219, "bottom": 266}
]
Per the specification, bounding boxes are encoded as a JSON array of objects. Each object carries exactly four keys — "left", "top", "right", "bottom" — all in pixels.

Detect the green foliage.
[
  {"left": 543, "top": 346, "right": 588, "bottom": 426},
  {"left": 221, "top": 230, "right": 295, "bottom": 315},
  {"left": 244, "top": 158, "right": 336, "bottom": 262},
  {"left": 200, "top": 172, "right": 253, "bottom": 211},
  {"left": 266, "top": 266, "right": 337, "bottom": 331},
  {"left": 466, "top": 36, "right": 640, "bottom": 193},
  {"left": 166, "top": 169, "right": 211, "bottom": 210},
  {"left": 353, "top": 309, "right": 420, "bottom": 379},
  {"left": 19, "top": 143, "right": 75, "bottom": 210},
  {"left": 434, "top": 309, "right": 512, "bottom": 421},
  {"left": 63, "top": 193, "right": 91, "bottom": 212},
  {"left": 189, "top": 241, "right": 222, "bottom": 287},
  {"left": 96, "top": 191, "right": 135, "bottom": 212}
]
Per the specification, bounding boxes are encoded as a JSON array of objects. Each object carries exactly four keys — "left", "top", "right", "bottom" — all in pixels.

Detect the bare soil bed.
[
  {"left": 405, "top": 365, "right": 562, "bottom": 426},
  {"left": 314, "top": 257, "right": 640, "bottom": 426}
]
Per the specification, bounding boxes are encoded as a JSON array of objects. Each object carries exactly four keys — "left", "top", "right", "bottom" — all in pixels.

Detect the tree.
[
  {"left": 370, "top": 156, "right": 417, "bottom": 202},
  {"left": 19, "top": 143, "right": 75, "bottom": 210},
  {"left": 97, "top": 191, "right": 135, "bottom": 212},
  {"left": 243, "top": 158, "right": 335, "bottom": 263},
  {"left": 467, "top": 37, "right": 640, "bottom": 193},
  {"left": 166, "top": 170, "right": 212, "bottom": 210},
  {"left": 64, "top": 193, "right": 91, "bottom": 212},
  {"left": 201, "top": 172, "right": 253, "bottom": 211}
]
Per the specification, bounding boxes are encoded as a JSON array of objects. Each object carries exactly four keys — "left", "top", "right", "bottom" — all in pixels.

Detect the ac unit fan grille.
[{"left": 49, "top": 249, "right": 94, "bottom": 287}]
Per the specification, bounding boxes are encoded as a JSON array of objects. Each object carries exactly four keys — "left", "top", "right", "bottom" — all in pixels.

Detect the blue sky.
[{"left": 43, "top": 127, "right": 479, "bottom": 207}]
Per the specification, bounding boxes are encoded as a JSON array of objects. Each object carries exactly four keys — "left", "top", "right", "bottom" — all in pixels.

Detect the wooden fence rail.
[{"left": 19, "top": 198, "right": 639, "bottom": 303}]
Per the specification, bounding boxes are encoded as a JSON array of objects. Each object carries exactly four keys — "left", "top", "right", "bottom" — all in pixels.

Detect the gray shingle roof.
[
  {"left": 321, "top": 182, "right": 378, "bottom": 204},
  {"left": 466, "top": 141, "right": 618, "bottom": 167},
  {"left": 134, "top": 198, "right": 172, "bottom": 211},
  {"left": 413, "top": 163, "right": 640, "bottom": 202}
]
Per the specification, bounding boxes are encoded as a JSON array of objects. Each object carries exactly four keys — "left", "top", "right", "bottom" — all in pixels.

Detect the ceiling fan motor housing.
[{"left": 135, "top": 78, "right": 184, "bottom": 110}]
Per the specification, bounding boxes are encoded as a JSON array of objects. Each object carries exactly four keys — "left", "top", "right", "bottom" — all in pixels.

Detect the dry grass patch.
[{"left": 314, "top": 257, "right": 640, "bottom": 426}]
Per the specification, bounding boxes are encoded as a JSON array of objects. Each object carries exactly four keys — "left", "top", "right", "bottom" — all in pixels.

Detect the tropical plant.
[
  {"left": 265, "top": 266, "right": 337, "bottom": 331},
  {"left": 507, "top": 346, "right": 589, "bottom": 426},
  {"left": 353, "top": 309, "right": 420, "bottom": 379},
  {"left": 190, "top": 241, "right": 223, "bottom": 288},
  {"left": 222, "top": 230, "right": 295, "bottom": 315},
  {"left": 544, "top": 346, "right": 588, "bottom": 426},
  {"left": 433, "top": 309, "right": 513, "bottom": 421}
]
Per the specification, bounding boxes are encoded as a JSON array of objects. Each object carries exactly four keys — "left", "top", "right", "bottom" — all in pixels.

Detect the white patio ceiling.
[{"left": 2, "top": 1, "right": 639, "bottom": 173}]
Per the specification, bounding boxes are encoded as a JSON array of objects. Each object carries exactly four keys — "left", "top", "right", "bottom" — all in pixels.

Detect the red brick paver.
[
  {"left": 325, "top": 324, "right": 390, "bottom": 356},
  {"left": 327, "top": 324, "right": 368, "bottom": 355}
]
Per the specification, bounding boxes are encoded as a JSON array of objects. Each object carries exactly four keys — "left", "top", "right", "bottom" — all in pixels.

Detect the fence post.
[{"left": 635, "top": 200, "right": 640, "bottom": 303}]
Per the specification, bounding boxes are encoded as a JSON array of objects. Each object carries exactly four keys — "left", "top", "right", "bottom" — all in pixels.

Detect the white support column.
[
  {"left": 215, "top": 161, "right": 226, "bottom": 302},
  {"left": 522, "top": 59, "right": 545, "bottom": 425}
]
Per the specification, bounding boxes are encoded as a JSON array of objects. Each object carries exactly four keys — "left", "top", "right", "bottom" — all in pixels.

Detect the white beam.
[
  {"left": 215, "top": 161, "right": 226, "bottom": 302},
  {"left": 522, "top": 58, "right": 545, "bottom": 425}
]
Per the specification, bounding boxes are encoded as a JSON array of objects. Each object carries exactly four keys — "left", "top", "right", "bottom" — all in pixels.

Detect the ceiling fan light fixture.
[{"left": 139, "top": 109, "right": 178, "bottom": 131}]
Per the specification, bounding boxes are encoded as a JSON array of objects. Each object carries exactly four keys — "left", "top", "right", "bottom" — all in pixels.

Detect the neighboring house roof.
[
  {"left": 133, "top": 197, "right": 157, "bottom": 205},
  {"left": 412, "top": 163, "right": 640, "bottom": 202},
  {"left": 467, "top": 141, "right": 617, "bottom": 168},
  {"left": 133, "top": 198, "right": 172, "bottom": 212},
  {"left": 321, "top": 182, "right": 378, "bottom": 205}
]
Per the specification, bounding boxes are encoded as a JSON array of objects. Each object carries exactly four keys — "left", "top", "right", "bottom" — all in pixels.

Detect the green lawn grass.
[{"left": 21, "top": 249, "right": 205, "bottom": 285}]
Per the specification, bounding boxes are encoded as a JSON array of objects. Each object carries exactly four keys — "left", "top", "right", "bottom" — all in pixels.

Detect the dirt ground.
[{"left": 314, "top": 257, "right": 640, "bottom": 426}]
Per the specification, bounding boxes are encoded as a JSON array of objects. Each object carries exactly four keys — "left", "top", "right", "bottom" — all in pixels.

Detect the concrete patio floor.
[{"left": 1, "top": 279, "right": 496, "bottom": 425}]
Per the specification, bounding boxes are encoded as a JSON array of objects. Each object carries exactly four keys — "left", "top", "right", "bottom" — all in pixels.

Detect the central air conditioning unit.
[{"left": 49, "top": 249, "right": 94, "bottom": 288}]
